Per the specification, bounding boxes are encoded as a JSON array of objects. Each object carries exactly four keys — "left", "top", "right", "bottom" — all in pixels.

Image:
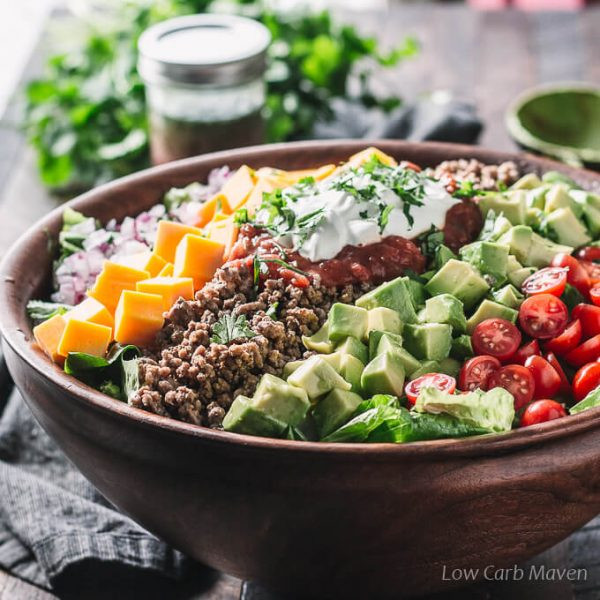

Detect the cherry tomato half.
[
  {"left": 521, "top": 267, "right": 568, "bottom": 297},
  {"left": 404, "top": 373, "right": 456, "bottom": 406},
  {"left": 458, "top": 355, "right": 501, "bottom": 392},
  {"left": 520, "top": 400, "right": 567, "bottom": 427},
  {"left": 471, "top": 318, "right": 522, "bottom": 361},
  {"left": 544, "top": 319, "right": 582, "bottom": 356},
  {"left": 511, "top": 340, "right": 541, "bottom": 365},
  {"left": 524, "top": 355, "right": 561, "bottom": 399},
  {"left": 576, "top": 246, "right": 600, "bottom": 262},
  {"left": 518, "top": 294, "right": 569, "bottom": 340},
  {"left": 572, "top": 304, "right": 600, "bottom": 338},
  {"left": 545, "top": 352, "right": 572, "bottom": 396},
  {"left": 565, "top": 334, "right": 600, "bottom": 367},
  {"left": 550, "top": 253, "right": 590, "bottom": 296},
  {"left": 590, "top": 285, "right": 600, "bottom": 307},
  {"left": 572, "top": 362, "right": 600, "bottom": 403},
  {"left": 488, "top": 364, "right": 535, "bottom": 411},
  {"left": 581, "top": 260, "right": 600, "bottom": 282}
]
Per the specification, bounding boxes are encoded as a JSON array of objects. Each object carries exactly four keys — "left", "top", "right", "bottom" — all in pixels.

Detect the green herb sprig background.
[{"left": 24, "top": 0, "right": 418, "bottom": 193}]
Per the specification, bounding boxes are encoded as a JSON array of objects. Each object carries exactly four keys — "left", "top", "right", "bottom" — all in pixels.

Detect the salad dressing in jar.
[{"left": 138, "top": 15, "right": 271, "bottom": 164}]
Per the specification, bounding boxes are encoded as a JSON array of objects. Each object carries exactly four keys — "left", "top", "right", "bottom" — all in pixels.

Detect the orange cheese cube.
[
  {"left": 33, "top": 314, "right": 67, "bottom": 364},
  {"left": 242, "top": 177, "right": 277, "bottom": 216},
  {"left": 153, "top": 221, "right": 204, "bottom": 263},
  {"left": 57, "top": 319, "right": 112, "bottom": 358},
  {"left": 205, "top": 217, "right": 239, "bottom": 261},
  {"left": 276, "top": 164, "right": 337, "bottom": 186},
  {"left": 88, "top": 261, "right": 150, "bottom": 313},
  {"left": 136, "top": 276, "right": 194, "bottom": 311},
  {"left": 117, "top": 251, "right": 167, "bottom": 277},
  {"left": 347, "top": 147, "right": 397, "bottom": 168},
  {"left": 195, "top": 195, "right": 222, "bottom": 227},
  {"left": 174, "top": 234, "right": 225, "bottom": 289},
  {"left": 64, "top": 297, "right": 114, "bottom": 330},
  {"left": 157, "top": 263, "right": 174, "bottom": 277},
  {"left": 114, "top": 290, "right": 164, "bottom": 347},
  {"left": 219, "top": 165, "right": 255, "bottom": 212}
]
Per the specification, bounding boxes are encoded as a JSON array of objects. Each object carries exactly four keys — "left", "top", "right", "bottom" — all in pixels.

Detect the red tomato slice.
[
  {"left": 550, "top": 253, "right": 590, "bottom": 296},
  {"left": 572, "top": 362, "right": 600, "bottom": 402},
  {"left": 545, "top": 352, "right": 572, "bottom": 396},
  {"left": 510, "top": 340, "right": 540, "bottom": 365},
  {"left": 458, "top": 355, "right": 501, "bottom": 392},
  {"left": 581, "top": 260, "right": 600, "bottom": 282},
  {"left": 565, "top": 334, "right": 600, "bottom": 367},
  {"left": 577, "top": 246, "right": 600, "bottom": 262},
  {"left": 544, "top": 319, "right": 582, "bottom": 356},
  {"left": 521, "top": 267, "right": 568, "bottom": 297},
  {"left": 488, "top": 364, "right": 535, "bottom": 411},
  {"left": 404, "top": 373, "right": 456, "bottom": 406},
  {"left": 572, "top": 304, "right": 600, "bottom": 338},
  {"left": 524, "top": 355, "right": 561, "bottom": 399},
  {"left": 590, "top": 285, "right": 600, "bottom": 307},
  {"left": 520, "top": 400, "right": 567, "bottom": 427},
  {"left": 518, "top": 294, "right": 569, "bottom": 340},
  {"left": 471, "top": 318, "right": 522, "bottom": 361}
]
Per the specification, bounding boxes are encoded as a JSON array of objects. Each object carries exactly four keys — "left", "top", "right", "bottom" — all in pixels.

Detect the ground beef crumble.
[
  {"left": 130, "top": 262, "right": 372, "bottom": 428},
  {"left": 430, "top": 159, "right": 519, "bottom": 191}
]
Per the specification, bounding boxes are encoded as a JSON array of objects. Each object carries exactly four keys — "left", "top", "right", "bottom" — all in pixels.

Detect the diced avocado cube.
[
  {"left": 356, "top": 276, "right": 418, "bottom": 324},
  {"left": 424, "top": 259, "right": 489, "bottom": 311},
  {"left": 340, "top": 354, "right": 365, "bottom": 394},
  {"left": 478, "top": 190, "right": 527, "bottom": 225},
  {"left": 336, "top": 336, "right": 368, "bottom": 365},
  {"left": 287, "top": 356, "right": 351, "bottom": 401},
  {"left": 302, "top": 321, "right": 334, "bottom": 353},
  {"left": 408, "top": 361, "right": 441, "bottom": 381},
  {"left": 498, "top": 226, "right": 533, "bottom": 265},
  {"left": 509, "top": 267, "right": 537, "bottom": 288},
  {"left": 438, "top": 357, "right": 461, "bottom": 378},
  {"left": 366, "top": 306, "right": 403, "bottom": 337},
  {"left": 581, "top": 201, "right": 600, "bottom": 238},
  {"left": 527, "top": 232, "right": 573, "bottom": 267},
  {"left": 421, "top": 294, "right": 467, "bottom": 333},
  {"left": 542, "top": 171, "right": 576, "bottom": 188},
  {"left": 511, "top": 173, "right": 542, "bottom": 190},
  {"left": 223, "top": 395, "right": 287, "bottom": 438},
  {"left": 570, "top": 190, "right": 600, "bottom": 237},
  {"left": 420, "top": 270, "right": 435, "bottom": 281},
  {"left": 403, "top": 323, "right": 452, "bottom": 362},
  {"left": 544, "top": 184, "right": 583, "bottom": 218},
  {"left": 466, "top": 300, "right": 518, "bottom": 334},
  {"left": 526, "top": 207, "right": 544, "bottom": 229},
  {"left": 460, "top": 241, "right": 509, "bottom": 287},
  {"left": 283, "top": 360, "right": 304, "bottom": 378},
  {"left": 525, "top": 185, "right": 550, "bottom": 209},
  {"left": 479, "top": 210, "right": 512, "bottom": 242},
  {"left": 543, "top": 207, "right": 591, "bottom": 248},
  {"left": 328, "top": 303, "right": 368, "bottom": 343},
  {"left": 375, "top": 336, "right": 421, "bottom": 376},
  {"left": 403, "top": 276, "right": 427, "bottom": 308},
  {"left": 492, "top": 284, "right": 524, "bottom": 309},
  {"left": 321, "top": 351, "right": 343, "bottom": 372},
  {"left": 433, "top": 245, "right": 457, "bottom": 270},
  {"left": 312, "top": 388, "right": 363, "bottom": 438},
  {"left": 368, "top": 330, "right": 402, "bottom": 359},
  {"left": 361, "top": 351, "right": 406, "bottom": 397},
  {"left": 506, "top": 254, "right": 523, "bottom": 274},
  {"left": 252, "top": 374, "right": 311, "bottom": 426},
  {"left": 450, "top": 335, "right": 473, "bottom": 360}
]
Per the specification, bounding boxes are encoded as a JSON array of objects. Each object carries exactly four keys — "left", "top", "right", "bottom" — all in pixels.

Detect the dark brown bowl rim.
[{"left": 3, "top": 139, "right": 600, "bottom": 459}]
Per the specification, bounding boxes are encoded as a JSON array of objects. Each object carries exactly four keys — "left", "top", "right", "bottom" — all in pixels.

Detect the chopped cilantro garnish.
[
  {"left": 266, "top": 302, "right": 279, "bottom": 320},
  {"left": 378, "top": 204, "right": 394, "bottom": 232},
  {"left": 233, "top": 208, "right": 249, "bottom": 226},
  {"left": 210, "top": 314, "right": 256, "bottom": 345}
]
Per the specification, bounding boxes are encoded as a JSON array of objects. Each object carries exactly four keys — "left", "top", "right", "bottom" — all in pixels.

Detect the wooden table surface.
[{"left": 0, "top": 3, "right": 599, "bottom": 599}]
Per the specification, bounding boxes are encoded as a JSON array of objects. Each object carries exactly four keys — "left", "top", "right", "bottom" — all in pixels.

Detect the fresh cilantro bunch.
[
  {"left": 210, "top": 314, "right": 256, "bottom": 344},
  {"left": 24, "top": 0, "right": 418, "bottom": 192}
]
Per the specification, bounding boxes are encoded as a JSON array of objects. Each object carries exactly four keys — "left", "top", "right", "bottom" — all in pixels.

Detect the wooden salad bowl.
[{"left": 2, "top": 141, "right": 600, "bottom": 599}]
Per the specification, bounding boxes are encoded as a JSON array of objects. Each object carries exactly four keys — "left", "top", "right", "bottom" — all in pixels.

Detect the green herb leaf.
[
  {"left": 266, "top": 302, "right": 279, "bottom": 320},
  {"left": 210, "top": 314, "right": 256, "bottom": 345},
  {"left": 26, "top": 300, "right": 71, "bottom": 322},
  {"left": 233, "top": 208, "right": 249, "bottom": 226}
]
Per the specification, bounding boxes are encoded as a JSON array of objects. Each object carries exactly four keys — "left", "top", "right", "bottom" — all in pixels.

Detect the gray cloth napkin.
[{"left": 0, "top": 97, "right": 482, "bottom": 596}]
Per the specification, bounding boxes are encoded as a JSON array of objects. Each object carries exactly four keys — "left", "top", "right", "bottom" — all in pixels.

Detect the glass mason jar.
[{"left": 138, "top": 15, "right": 271, "bottom": 164}]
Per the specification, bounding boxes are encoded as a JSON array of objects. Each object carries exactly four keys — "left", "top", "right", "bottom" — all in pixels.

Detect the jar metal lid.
[{"left": 138, "top": 14, "right": 271, "bottom": 87}]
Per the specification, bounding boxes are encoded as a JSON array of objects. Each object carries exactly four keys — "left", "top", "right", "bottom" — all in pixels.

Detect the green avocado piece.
[
  {"left": 479, "top": 210, "right": 513, "bottom": 242},
  {"left": 527, "top": 232, "right": 573, "bottom": 267},
  {"left": 368, "top": 330, "right": 402, "bottom": 359},
  {"left": 355, "top": 276, "right": 418, "bottom": 324},
  {"left": 466, "top": 299, "right": 518, "bottom": 334},
  {"left": 570, "top": 189, "right": 600, "bottom": 237},
  {"left": 438, "top": 357, "right": 461, "bottom": 378},
  {"left": 525, "top": 185, "right": 551, "bottom": 209},
  {"left": 511, "top": 173, "right": 543, "bottom": 190},
  {"left": 526, "top": 207, "right": 545, "bottom": 229},
  {"left": 421, "top": 294, "right": 467, "bottom": 333},
  {"left": 403, "top": 323, "right": 452, "bottom": 362},
  {"left": 492, "top": 284, "right": 524, "bottom": 309},
  {"left": 497, "top": 226, "right": 533, "bottom": 265},
  {"left": 252, "top": 374, "right": 311, "bottom": 426},
  {"left": 321, "top": 351, "right": 343, "bottom": 372},
  {"left": 433, "top": 244, "right": 457, "bottom": 270},
  {"left": 375, "top": 335, "right": 421, "bottom": 376},
  {"left": 403, "top": 276, "right": 427, "bottom": 308},
  {"left": 450, "top": 335, "right": 473, "bottom": 360},
  {"left": 460, "top": 241, "right": 509, "bottom": 288},
  {"left": 328, "top": 303, "right": 368, "bottom": 343},
  {"left": 506, "top": 254, "right": 523, "bottom": 273},
  {"left": 312, "top": 388, "right": 363, "bottom": 438},
  {"left": 302, "top": 321, "right": 334, "bottom": 353},
  {"left": 570, "top": 386, "right": 600, "bottom": 415},
  {"left": 543, "top": 207, "right": 591, "bottom": 248},
  {"left": 542, "top": 171, "right": 576, "bottom": 188},
  {"left": 478, "top": 190, "right": 527, "bottom": 225},
  {"left": 340, "top": 354, "right": 365, "bottom": 394},
  {"left": 336, "top": 336, "right": 369, "bottom": 365},
  {"left": 366, "top": 306, "right": 403, "bottom": 336},
  {"left": 283, "top": 360, "right": 304, "bottom": 378},
  {"left": 223, "top": 395, "right": 287, "bottom": 437},
  {"left": 361, "top": 351, "right": 406, "bottom": 397},
  {"left": 408, "top": 360, "right": 441, "bottom": 380},
  {"left": 509, "top": 266, "right": 537, "bottom": 288},
  {"left": 424, "top": 259, "right": 489, "bottom": 311},
  {"left": 544, "top": 184, "right": 583, "bottom": 218},
  {"left": 287, "top": 356, "right": 351, "bottom": 400},
  {"left": 414, "top": 386, "right": 515, "bottom": 433}
]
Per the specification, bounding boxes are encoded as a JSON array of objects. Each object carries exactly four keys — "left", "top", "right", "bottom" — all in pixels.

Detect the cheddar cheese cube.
[
  {"left": 347, "top": 147, "right": 397, "bottom": 168},
  {"left": 57, "top": 319, "right": 112, "bottom": 358},
  {"left": 205, "top": 217, "right": 239, "bottom": 261},
  {"left": 64, "top": 297, "right": 114, "bottom": 330},
  {"left": 136, "top": 276, "right": 194, "bottom": 311},
  {"left": 118, "top": 251, "right": 167, "bottom": 277},
  {"left": 114, "top": 290, "right": 164, "bottom": 347},
  {"left": 219, "top": 165, "right": 255, "bottom": 212},
  {"left": 153, "top": 221, "right": 204, "bottom": 263},
  {"left": 33, "top": 314, "right": 67, "bottom": 364},
  {"left": 157, "top": 263, "right": 174, "bottom": 277},
  {"left": 174, "top": 234, "right": 225, "bottom": 290},
  {"left": 88, "top": 261, "right": 150, "bottom": 313},
  {"left": 195, "top": 194, "right": 222, "bottom": 228},
  {"left": 242, "top": 177, "right": 277, "bottom": 216}
]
